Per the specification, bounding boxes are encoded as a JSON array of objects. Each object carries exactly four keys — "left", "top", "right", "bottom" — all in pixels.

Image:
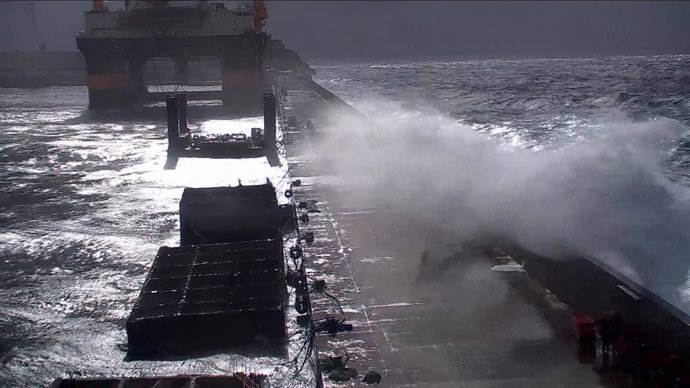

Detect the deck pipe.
[
  {"left": 176, "top": 93, "right": 188, "bottom": 135},
  {"left": 163, "top": 95, "right": 181, "bottom": 170},
  {"left": 166, "top": 95, "right": 180, "bottom": 152},
  {"left": 263, "top": 91, "right": 280, "bottom": 166},
  {"left": 263, "top": 91, "right": 277, "bottom": 149}
]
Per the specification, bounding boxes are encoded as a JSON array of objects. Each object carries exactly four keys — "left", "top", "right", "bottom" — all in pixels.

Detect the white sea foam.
[{"left": 310, "top": 99, "right": 690, "bottom": 313}]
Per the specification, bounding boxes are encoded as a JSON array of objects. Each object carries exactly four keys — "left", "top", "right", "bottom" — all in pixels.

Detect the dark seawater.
[
  {"left": 0, "top": 90, "right": 300, "bottom": 387},
  {"left": 0, "top": 54, "right": 689, "bottom": 386},
  {"left": 315, "top": 55, "right": 690, "bottom": 144}
]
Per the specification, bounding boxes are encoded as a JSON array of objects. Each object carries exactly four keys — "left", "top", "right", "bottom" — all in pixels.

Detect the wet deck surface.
[
  {"left": 279, "top": 85, "right": 638, "bottom": 387},
  {"left": 290, "top": 176, "right": 608, "bottom": 387}
]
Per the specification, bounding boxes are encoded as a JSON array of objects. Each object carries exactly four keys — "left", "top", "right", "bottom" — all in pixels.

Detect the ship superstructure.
[{"left": 75, "top": 0, "right": 268, "bottom": 111}]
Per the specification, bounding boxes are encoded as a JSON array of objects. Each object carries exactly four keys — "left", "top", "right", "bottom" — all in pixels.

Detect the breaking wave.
[{"left": 312, "top": 99, "right": 690, "bottom": 313}]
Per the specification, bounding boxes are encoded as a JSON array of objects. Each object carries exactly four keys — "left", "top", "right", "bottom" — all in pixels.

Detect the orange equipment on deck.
[
  {"left": 253, "top": 0, "right": 268, "bottom": 33},
  {"left": 573, "top": 313, "right": 596, "bottom": 343},
  {"left": 92, "top": 0, "right": 106, "bottom": 12}
]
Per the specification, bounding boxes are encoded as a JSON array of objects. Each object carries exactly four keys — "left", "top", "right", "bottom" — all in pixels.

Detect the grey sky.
[{"left": 1, "top": 1, "right": 689, "bottom": 59}]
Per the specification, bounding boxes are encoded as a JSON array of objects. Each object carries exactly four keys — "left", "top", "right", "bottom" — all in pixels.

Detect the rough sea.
[{"left": 1, "top": 54, "right": 689, "bottom": 386}]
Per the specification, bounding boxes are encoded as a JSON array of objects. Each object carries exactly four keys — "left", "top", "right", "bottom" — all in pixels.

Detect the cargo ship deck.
[{"left": 278, "top": 77, "right": 690, "bottom": 387}]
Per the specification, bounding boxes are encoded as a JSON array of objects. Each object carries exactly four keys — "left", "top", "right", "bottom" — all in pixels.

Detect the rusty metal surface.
[
  {"left": 51, "top": 373, "right": 267, "bottom": 388},
  {"left": 179, "top": 184, "right": 279, "bottom": 246},
  {"left": 127, "top": 240, "right": 286, "bottom": 358}
]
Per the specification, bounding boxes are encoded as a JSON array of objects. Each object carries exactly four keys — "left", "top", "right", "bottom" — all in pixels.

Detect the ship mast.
[{"left": 27, "top": 2, "right": 45, "bottom": 52}]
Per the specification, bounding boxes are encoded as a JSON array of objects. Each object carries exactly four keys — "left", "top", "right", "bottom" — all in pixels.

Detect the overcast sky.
[{"left": 1, "top": 1, "right": 689, "bottom": 60}]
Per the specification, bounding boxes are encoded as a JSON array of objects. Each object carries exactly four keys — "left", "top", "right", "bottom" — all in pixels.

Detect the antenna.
[
  {"left": 27, "top": 2, "right": 37, "bottom": 33},
  {"left": 27, "top": 2, "right": 45, "bottom": 52}
]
